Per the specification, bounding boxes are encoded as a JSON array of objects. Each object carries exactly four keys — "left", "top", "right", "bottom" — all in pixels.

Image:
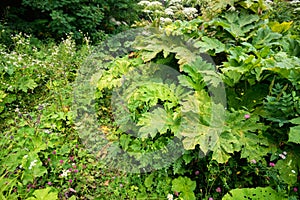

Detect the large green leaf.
[
  {"left": 222, "top": 187, "right": 287, "bottom": 200},
  {"left": 26, "top": 187, "right": 58, "bottom": 200},
  {"left": 172, "top": 176, "right": 196, "bottom": 200},
  {"left": 212, "top": 110, "right": 268, "bottom": 163},
  {"left": 288, "top": 126, "right": 300, "bottom": 144},
  {"left": 212, "top": 11, "right": 260, "bottom": 40},
  {"left": 275, "top": 156, "right": 299, "bottom": 185},
  {"left": 137, "top": 107, "right": 168, "bottom": 139},
  {"left": 194, "top": 36, "right": 225, "bottom": 54}
]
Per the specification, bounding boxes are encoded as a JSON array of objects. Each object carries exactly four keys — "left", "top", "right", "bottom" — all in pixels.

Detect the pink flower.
[
  {"left": 216, "top": 187, "right": 222, "bottom": 193},
  {"left": 174, "top": 191, "right": 179, "bottom": 196},
  {"left": 294, "top": 187, "right": 298, "bottom": 192},
  {"left": 69, "top": 156, "right": 74, "bottom": 161},
  {"left": 69, "top": 188, "right": 76, "bottom": 193},
  {"left": 208, "top": 198, "right": 214, "bottom": 200},
  {"left": 195, "top": 170, "right": 200, "bottom": 175},
  {"left": 52, "top": 150, "right": 56, "bottom": 155},
  {"left": 73, "top": 169, "right": 79, "bottom": 173},
  {"left": 244, "top": 114, "right": 250, "bottom": 119},
  {"left": 251, "top": 159, "right": 256, "bottom": 164},
  {"left": 68, "top": 179, "right": 73, "bottom": 183},
  {"left": 269, "top": 162, "right": 275, "bottom": 167},
  {"left": 47, "top": 182, "right": 52, "bottom": 185},
  {"left": 59, "top": 160, "right": 63, "bottom": 164}
]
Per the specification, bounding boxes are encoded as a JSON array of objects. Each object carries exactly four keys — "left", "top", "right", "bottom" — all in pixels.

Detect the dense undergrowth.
[{"left": 0, "top": 0, "right": 300, "bottom": 199}]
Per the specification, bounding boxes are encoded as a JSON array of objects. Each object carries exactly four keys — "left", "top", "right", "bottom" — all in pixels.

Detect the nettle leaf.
[
  {"left": 137, "top": 107, "right": 168, "bottom": 139},
  {"left": 222, "top": 187, "right": 286, "bottom": 200},
  {"left": 194, "top": 36, "right": 225, "bottom": 54},
  {"left": 212, "top": 11, "right": 260, "bottom": 40}
]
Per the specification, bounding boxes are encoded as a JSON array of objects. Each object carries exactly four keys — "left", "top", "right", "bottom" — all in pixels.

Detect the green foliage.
[
  {"left": 1, "top": 0, "right": 140, "bottom": 43},
  {"left": 172, "top": 176, "right": 196, "bottom": 200},
  {"left": 26, "top": 187, "right": 58, "bottom": 200},
  {"left": 1, "top": 0, "right": 300, "bottom": 199},
  {"left": 222, "top": 187, "right": 287, "bottom": 200}
]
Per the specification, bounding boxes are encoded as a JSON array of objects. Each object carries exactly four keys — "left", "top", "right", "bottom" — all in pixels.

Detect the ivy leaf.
[
  {"left": 222, "top": 187, "right": 287, "bottom": 200},
  {"left": 194, "top": 36, "right": 225, "bottom": 54},
  {"left": 137, "top": 107, "right": 168, "bottom": 139}
]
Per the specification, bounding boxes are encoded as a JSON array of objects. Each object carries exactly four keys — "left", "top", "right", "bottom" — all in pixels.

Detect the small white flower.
[
  {"left": 138, "top": 0, "right": 151, "bottom": 6},
  {"left": 29, "top": 160, "right": 37, "bottom": 170},
  {"left": 292, "top": 170, "right": 296, "bottom": 174},
  {"left": 283, "top": 151, "right": 287, "bottom": 155},
  {"left": 23, "top": 155, "right": 28, "bottom": 159},
  {"left": 165, "top": 8, "right": 174, "bottom": 16},
  {"left": 182, "top": 7, "right": 198, "bottom": 17},
  {"left": 149, "top": 1, "right": 163, "bottom": 7},
  {"left": 170, "top": 0, "right": 182, "bottom": 5},
  {"left": 167, "top": 194, "right": 174, "bottom": 200},
  {"left": 61, "top": 169, "right": 69, "bottom": 177},
  {"left": 279, "top": 153, "right": 286, "bottom": 159}
]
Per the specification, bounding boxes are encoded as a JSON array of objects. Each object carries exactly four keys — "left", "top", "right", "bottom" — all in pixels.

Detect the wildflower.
[
  {"left": 29, "top": 160, "right": 38, "bottom": 170},
  {"left": 279, "top": 153, "right": 286, "bottom": 159},
  {"left": 72, "top": 163, "right": 76, "bottom": 168},
  {"left": 294, "top": 187, "right": 298, "bottom": 192},
  {"left": 70, "top": 156, "right": 75, "bottom": 161},
  {"left": 167, "top": 194, "right": 173, "bottom": 200},
  {"left": 195, "top": 170, "right": 200, "bottom": 175},
  {"left": 61, "top": 169, "right": 69, "bottom": 177},
  {"left": 69, "top": 188, "right": 76, "bottom": 193},
  {"left": 138, "top": 1, "right": 150, "bottom": 6},
  {"left": 73, "top": 169, "right": 79, "bottom": 173},
  {"left": 216, "top": 187, "right": 222, "bottom": 193},
  {"left": 68, "top": 179, "right": 73, "bottom": 183},
  {"left": 251, "top": 159, "right": 257, "bottom": 164},
  {"left": 283, "top": 151, "right": 287, "bottom": 155},
  {"left": 244, "top": 114, "right": 250, "bottom": 119},
  {"left": 47, "top": 182, "right": 52, "bottom": 185},
  {"left": 292, "top": 170, "right": 296, "bottom": 174},
  {"left": 208, "top": 198, "right": 214, "bottom": 200},
  {"left": 182, "top": 7, "right": 198, "bottom": 17},
  {"left": 120, "top": 184, "right": 123, "bottom": 188},
  {"left": 269, "top": 162, "right": 275, "bottom": 167},
  {"left": 149, "top": 1, "right": 163, "bottom": 7},
  {"left": 52, "top": 150, "right": 56, "bottom": 155},
  {"left": 165, "top": 8, "right": 174, "bottom": 16},
  {"left": 59, "top": 160, "right": 64, "bottom": 164},
  {"left": 23, "top": 155, "right": 28, "bottom": 159}
]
